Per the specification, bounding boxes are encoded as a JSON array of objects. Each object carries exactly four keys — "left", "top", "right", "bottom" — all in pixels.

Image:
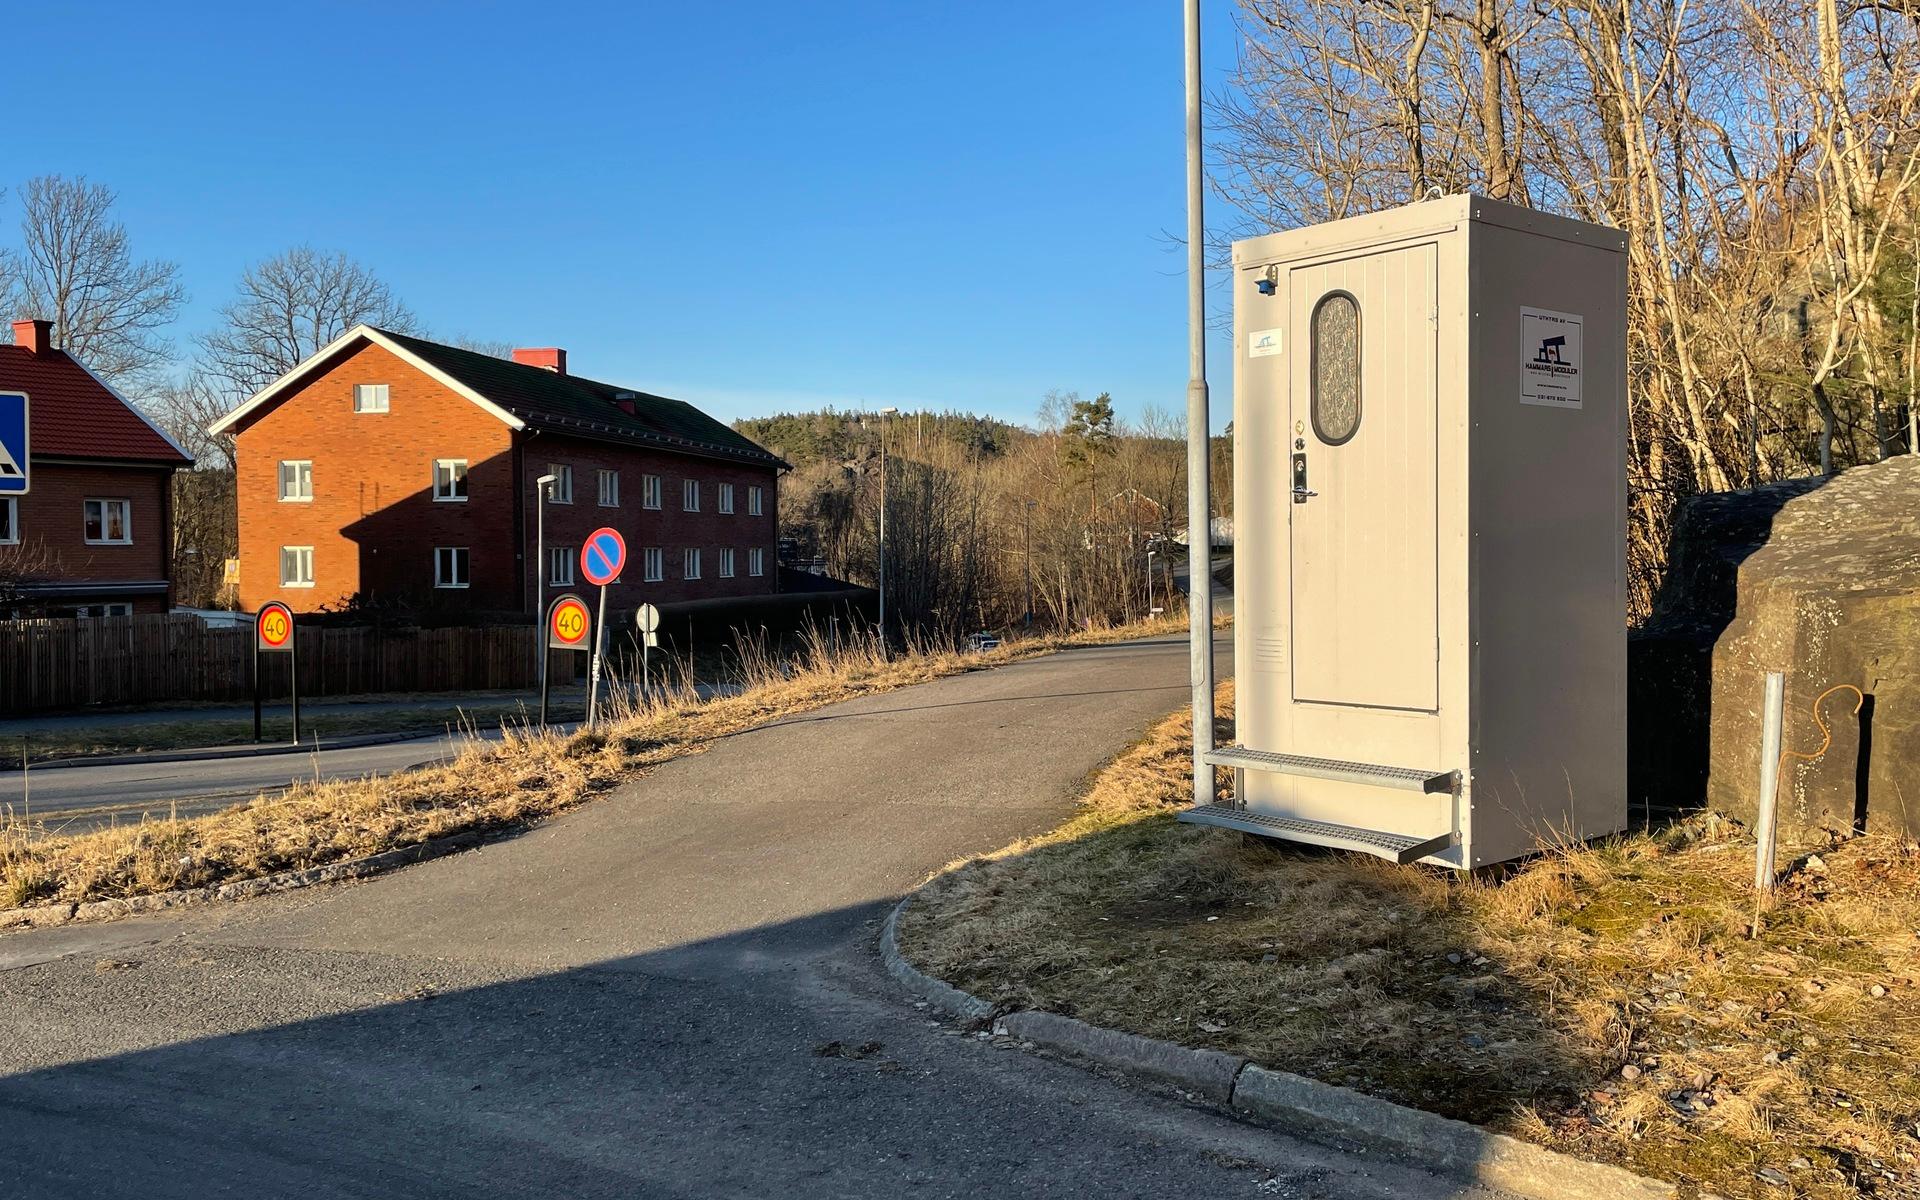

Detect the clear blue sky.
[{"left": 6, "top": 2, "right": 1244, "bottom": 430}]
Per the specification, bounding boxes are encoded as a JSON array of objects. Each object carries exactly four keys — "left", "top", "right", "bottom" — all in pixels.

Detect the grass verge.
[
  {"left": 898, "top": 685, "right": 1920, "bottom": 1200},
  {"left": 0, "top": 617, "right": 1188, "bottom": 916}
]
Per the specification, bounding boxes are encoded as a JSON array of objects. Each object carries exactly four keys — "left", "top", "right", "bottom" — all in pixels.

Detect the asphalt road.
[
  {"left": 0, "top": 634, "right": 1510, "bottom": 1199},
  {"left": 0, "top": 728, "right": 505, "bottom": 835}
]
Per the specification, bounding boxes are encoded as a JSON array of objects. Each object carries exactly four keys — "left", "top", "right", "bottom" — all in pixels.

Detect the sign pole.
[
  {"left": 253, "top": 634, "right": 263, "bottom": 743},
  {"left": 589, "top": 583, "right": 609, "bottom": 726},
  {"left": 289, "top": 623, "right": 301, "bottom": 747},
  {"left": 543, "top": 593, "right": 593, "bottom": 728}
]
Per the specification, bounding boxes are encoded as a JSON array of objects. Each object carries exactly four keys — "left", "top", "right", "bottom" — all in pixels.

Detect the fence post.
[{"left": 1755, "top": 670, "right": 1786, "bottom": 892}]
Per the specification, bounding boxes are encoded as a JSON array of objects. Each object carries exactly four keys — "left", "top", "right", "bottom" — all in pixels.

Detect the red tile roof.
[{"left": 0, "top": 345, "right": 190, "bottom": 465}]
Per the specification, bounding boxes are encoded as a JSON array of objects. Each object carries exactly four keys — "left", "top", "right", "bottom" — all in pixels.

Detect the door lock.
[{"left": 1292, "top": 451, "right": 1317, "bottom": 503}]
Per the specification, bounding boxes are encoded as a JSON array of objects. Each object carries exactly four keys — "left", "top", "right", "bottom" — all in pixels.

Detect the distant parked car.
[{"left": 968, "top": 631, "right": 1002, "bottom": 652}]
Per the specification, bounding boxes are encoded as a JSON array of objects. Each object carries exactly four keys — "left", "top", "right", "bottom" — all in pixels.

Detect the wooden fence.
[{"left": 0, "top": 615, "right": 542, "bottom": 715}]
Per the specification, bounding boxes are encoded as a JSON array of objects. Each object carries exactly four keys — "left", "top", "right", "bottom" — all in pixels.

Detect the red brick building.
[
  {"left": 0, "top": 319, "right": 193, "bottom": 617},
  {"left": 211, "top": 325, "right": 785, "bottom": 615}
]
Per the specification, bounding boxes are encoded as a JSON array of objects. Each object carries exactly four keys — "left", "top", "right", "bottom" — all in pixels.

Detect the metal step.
[
  {"left": 1203, "top": 746, "right": 1457, "bottom": 794},
  {"left": 1177, "top": 803, "right": 1455, "bottom": 865}
]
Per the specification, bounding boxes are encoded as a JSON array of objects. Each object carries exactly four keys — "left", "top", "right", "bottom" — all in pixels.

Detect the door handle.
[
  {"left": 1291, "top": 452, "right": 1316, "bottom": 503},
  {"left": 1292, "top": 486, "right": 1319, "bottom": 502}
]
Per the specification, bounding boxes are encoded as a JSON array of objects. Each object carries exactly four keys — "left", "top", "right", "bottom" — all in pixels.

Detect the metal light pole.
[
  {"left": 1183, "top": 0, "right": 1218, "bottom": 807},
  {"left": 878, "top": 406, "right": 897, "bottom": 645},
  {"left": 1147, "top": 547, "right": 1158, "bottom": 615},
  {"left": 534, "top": 472, "right": 556, "bottom": 704},
  {"left": 1023, "top": 498, "right": 1036, "bottom": 629},
  {"left": 534, "top": 473, "right": 558, "bottom": 603}
]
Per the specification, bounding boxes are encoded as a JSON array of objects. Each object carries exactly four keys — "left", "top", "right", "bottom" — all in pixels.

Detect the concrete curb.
[
  {"left": 0, "top": 830, "right": 486, "bottom": 933},
  {"left": 879, "top": 896, "right": 995, "bottom": 1022},
  {"left": 881, "top": 890, "right": 1713, "bottom": 1200}
]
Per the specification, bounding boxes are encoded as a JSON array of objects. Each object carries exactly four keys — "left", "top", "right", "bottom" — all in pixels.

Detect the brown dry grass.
[
  {"left": 0, "top": 616, "right": 1189, "bottom": 915},
  {"left": 899, "top": 684, "right": 1920, "bottom": 1200}
]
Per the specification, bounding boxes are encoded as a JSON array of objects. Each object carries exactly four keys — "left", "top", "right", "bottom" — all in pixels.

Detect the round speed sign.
[
  {"left": 257, "top": 601, "right": 295, "bottom": 652},
  {"left": 547, "top": 593, "right": 591, "bottom": 650}
]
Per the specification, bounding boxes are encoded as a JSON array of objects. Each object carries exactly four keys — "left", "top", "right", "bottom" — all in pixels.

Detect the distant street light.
[
  {"left": 534, "top": 473, "right": 558, "bottom": 613},
  {"left": 1146, "top": 547, "right": 1159, "bottom": 616},
  {"left": 878, "top": 407, "right": 898, "bottom": 647}
]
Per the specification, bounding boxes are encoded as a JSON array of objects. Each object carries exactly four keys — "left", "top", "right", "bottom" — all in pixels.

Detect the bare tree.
[
  {"left": 199, "top": 246, "right": 419, "bottom": 395},
  {"left": 150, "top": 374, "right": 241, "bottom": 471},
  {"left": 4, "top": 175, "right": 184, "bottom": 384}
]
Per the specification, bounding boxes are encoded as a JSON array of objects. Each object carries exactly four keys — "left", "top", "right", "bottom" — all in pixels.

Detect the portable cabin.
[{"left": 1181, "top": 195, "right": 1628, "bottom": 868}]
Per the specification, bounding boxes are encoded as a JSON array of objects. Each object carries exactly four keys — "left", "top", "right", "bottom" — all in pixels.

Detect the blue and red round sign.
[{"left": 580, "top": 527, "right": 627, "bottom": 587}]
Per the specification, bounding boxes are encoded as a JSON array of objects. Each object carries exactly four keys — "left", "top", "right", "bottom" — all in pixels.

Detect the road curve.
[{"left": 0, "top": 634, "right": 1505, "bottom": 1200}]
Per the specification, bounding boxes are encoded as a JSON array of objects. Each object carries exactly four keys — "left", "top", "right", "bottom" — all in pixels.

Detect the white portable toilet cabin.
[{"left": 1181, "top": 194, "right": 1628, "bottom": 868}]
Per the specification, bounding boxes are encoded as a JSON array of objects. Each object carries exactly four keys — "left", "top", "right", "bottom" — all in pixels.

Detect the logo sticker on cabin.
[
  {"left": 1247, "top": 327, "right": 1284, "bottom": 358},
  {"left": 1519, "top": 307, "right": 1583, "bottom": 409}
]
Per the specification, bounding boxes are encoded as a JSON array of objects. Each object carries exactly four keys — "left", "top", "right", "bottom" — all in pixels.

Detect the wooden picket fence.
[{"left": 0, "top": 615, "right": 542, "bottom": 715}]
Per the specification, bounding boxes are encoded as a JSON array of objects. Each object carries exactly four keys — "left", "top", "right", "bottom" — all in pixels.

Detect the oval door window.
[{"left": 1310, "top": 291, "right": 1361, "bottom": 445}]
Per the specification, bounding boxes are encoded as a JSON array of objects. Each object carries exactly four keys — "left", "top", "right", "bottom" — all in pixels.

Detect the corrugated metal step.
[
  {"left": 1203, "top": 746, "right": 1458, "bottom": 794},
  {"left": 1177, "top": 803, "right": 1454, "bottom": 865}
]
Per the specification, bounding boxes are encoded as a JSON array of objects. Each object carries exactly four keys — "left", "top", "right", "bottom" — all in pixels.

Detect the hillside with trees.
[{"left": 736, "top": 397, "right": 1231, "bottom": 638}]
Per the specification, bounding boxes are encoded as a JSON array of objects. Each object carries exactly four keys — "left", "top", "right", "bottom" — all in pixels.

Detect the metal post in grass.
[
  {"left": 1754, "top": 670, "right": 1786, "bottom": 891},
  {"left": 1181, "top": 0, "right": 1217, "bottom": 806}
]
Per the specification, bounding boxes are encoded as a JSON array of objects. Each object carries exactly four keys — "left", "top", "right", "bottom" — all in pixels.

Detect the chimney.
[
  {"left": 613, "top": 391, "right": 638, "bottom": 415},
  {"left": 11, "top": 319, "right": 52, "bottom": 356},
  {"left": 512, "top": 346, "right": 566, "bottom": 374}
]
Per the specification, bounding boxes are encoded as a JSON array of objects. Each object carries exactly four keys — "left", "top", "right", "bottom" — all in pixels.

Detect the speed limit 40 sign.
[
  {"left": 547, "top": 593, "right": 591, "bottom": 650},
  {"left": 257, "top": 601, "right": 295, "bottom": 652}
]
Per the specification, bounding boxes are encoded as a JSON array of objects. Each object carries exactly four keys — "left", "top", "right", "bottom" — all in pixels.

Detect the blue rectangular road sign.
[{"left": 0, "top": 391, "right": 27, "bottom": 494}]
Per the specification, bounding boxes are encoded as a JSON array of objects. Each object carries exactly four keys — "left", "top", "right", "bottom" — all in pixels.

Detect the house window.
[
  {"left": 102, "top": 602, "right": 132, "bottom": 618},
  {"left": 748, "top": 547, "right": 765, "bottom": 577},
  {"left": 549, "top": 546, "right": 575, "bottom": 586},
  {"left": 279, "top": 460, "right": 313, "bottom": 502},
  {"left": 718, "top": 482, "right": 735, "bottom": 514},
  {"left": 682, "top": 478, "right": 700, "bottom": 512},
  {"left": 643, "top": 547, "right": 664, "bottom": 582},
  {"left": 546, "top": 464, "right": 573, "bottom": 504},
  {"left": 1310, "top": 291, "right": 1362, "bottom": 445},
  {"left": 280, "top": 546, "right": 315, "bottom": 588},
  {"left": 0, "top": 497, "right": 16, "bottom": 544},
  {"left": 353, "top": 383, "right": 390, "bottom": 413},
  {"left": 683, "top": 547, "right": 702, "bottom": 579},
  {"left": 718, "top": 547, "right": 735, "bottom": 578},
  {"left": 84, "top": 498, "right": 132, "bottom": 545},
  {"left": 434, "top": 459, "right": 468, "bottom": 501},
  {"left": 598, "top": 469, "right": 620, "bottom": 507},
  {"left": 434, "top": 546, "right": 470, "bottom": 589},
  {"left": 642, "top": 474, "right": 662, "bottom": 509},
  {"left": 747, "top": 485, "right": 764, "bottom": 516}
]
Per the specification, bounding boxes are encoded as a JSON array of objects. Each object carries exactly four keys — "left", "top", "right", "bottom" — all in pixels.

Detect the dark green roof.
[{"left": 376, "top": 328, "right": 783, "bottom": 468}]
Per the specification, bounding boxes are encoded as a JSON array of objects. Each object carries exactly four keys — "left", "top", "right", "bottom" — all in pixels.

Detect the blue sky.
[{"left": 5, "top": 2, "right": 1244, "bottom": 430}]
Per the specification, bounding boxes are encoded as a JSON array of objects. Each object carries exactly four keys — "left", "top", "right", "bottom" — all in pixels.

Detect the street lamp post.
[
  {"left": 534, "top": 473, "right": 557, "bottom": 611},
  {"left": 878, "top": 407, "right": 897, "bottom": 647},
  {"left": 1183, "top": 0, "right": 1217, "bottom": 806},
  {"left": 1146, "top": 547, "right": 1158, "bottom": 616},
  {"left": 1023, "top": 499, "right": 1036, "bottom": 629}
]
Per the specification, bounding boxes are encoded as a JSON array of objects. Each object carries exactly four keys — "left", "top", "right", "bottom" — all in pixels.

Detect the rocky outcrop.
[{"left": 1634, "top": 457, "right": 1920, "bottom": 836}]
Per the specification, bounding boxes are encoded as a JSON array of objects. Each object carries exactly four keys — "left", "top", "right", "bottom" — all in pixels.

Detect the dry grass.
[
  {"left": 899, "top": 684, "right": 1920, "bottom": 1200},
  {"left": 0, "top": 615, "right": 1188, "bottom": 914}
]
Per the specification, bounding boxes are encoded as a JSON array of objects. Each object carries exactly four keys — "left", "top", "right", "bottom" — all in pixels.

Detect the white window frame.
[
  {"left": 748, "top": 547, "right": 765, "bottom": 577},
  {"left": 353, "top": 383, "right": 390, "bottom": 413},
  {"left": 280, "top": 545, "right": 315, "bottom": 589},
  {"left": 683, "top": 547, "right": 702, "bottom": 580},
  {"left": 0, "top": 497, "right": 17, "bottom": 545},
  {"left": 643, "top": 547, "right": 664, "bottom": 582},
  {"left": 682, "top": 478, "right": 700, "bottom": 512},
  {"left": 717, "top": 482, "right": 735, "bottom": 514},
  {"left": 434, "top": 546, "right": 471, "bottom": 589},
  {"left": 546, "top": 464, "right": 573, "bottom": 504},
  {"left": 549, "top": 546, "right": 575, "bottom": 586},
  {"left": 747, "top": 485, "right": 764, "bottom": 516},
  {"left": 598, "top": 469, "right": 620, "bottom": 507},
  {"left": 83, "top": 498, "right": 132, "bottom": 545},
  {"left": 642, "top": 474, "right": 662, "bottom": 510},
  {"left": 433, "top": 459, "right": 469, "bottom": 502},
  {"left": 718, "top": 547, "right": 735, "bottom": 578},
  {"left": 279, "top": 460, "right": 313, "bottom": 503}
]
